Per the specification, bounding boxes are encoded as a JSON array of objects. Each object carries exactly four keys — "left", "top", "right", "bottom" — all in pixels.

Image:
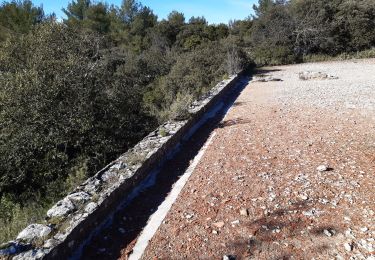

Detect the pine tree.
[
  {"left": 63, "top": 0, "right": 91, "bottom": 21},
  {"left": 0, "top": 0, "right": 44, "bottom": 37},
  {"left": 120, "top": 0, "right": 141, "bottom": 24}
]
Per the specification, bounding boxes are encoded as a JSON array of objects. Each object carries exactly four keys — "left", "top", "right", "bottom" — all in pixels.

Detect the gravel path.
[{"left": 140, "top": 59, "right": 375, "bottom": 260}]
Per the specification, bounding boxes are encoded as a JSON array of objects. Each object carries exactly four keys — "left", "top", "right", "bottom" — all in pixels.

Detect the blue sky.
[{"left": 32, "top": 0, "right": 257, "bottom": 24}]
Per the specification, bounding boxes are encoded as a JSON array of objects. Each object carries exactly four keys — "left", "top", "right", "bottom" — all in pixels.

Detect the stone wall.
[{"left": 0, "top": 73, "right": 243, "bottom": 259}]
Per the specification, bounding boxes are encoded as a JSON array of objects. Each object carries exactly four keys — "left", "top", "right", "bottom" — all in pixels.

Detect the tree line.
[
  {"left": 0, "top": 0, "right": 249, "bottom": 241},
  {"left": 0, "top": 0, "right": 374, "bottom": 242},
  {"left": 249, "top": 0, "right": 375, "bottom": 64}
]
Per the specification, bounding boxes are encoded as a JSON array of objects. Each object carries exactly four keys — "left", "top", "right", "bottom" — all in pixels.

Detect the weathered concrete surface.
[{"left": 141, "top": 59, "right": 375, "bottom": 259}]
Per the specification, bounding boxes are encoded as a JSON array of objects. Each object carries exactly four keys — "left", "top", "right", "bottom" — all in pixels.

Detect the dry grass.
[
  {"left": 0, "top": 199, "right": 49, "bottom": 243},
  {"left": 303, "top": 48, "right": 375, "bottom": 63}
]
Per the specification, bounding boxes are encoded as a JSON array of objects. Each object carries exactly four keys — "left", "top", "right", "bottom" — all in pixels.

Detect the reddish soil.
[{"left": 140, "top": 60, "right": 375, "bottom": 259}]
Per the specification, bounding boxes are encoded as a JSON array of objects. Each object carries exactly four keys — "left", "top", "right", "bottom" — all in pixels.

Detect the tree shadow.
[
  {"left": 217, "top": 117, "right": 252, "bottom": 128},
  {"left": 232, "top": 101, "right": 247, "bottom": 107},
  {"left": 254, "top": 68, "right": 282, "bottom": 75},
  {"left": 226, "top": 200, "right": 341, "bottom": 259},
  {"left": 252, "top": 68, "right": 284, "bottom": 82},
  {"left": 79, "top": 76, "right": 252, "bottom": 260}
]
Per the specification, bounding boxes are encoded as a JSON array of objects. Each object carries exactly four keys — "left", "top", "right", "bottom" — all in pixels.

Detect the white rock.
[
  {"left": 53, "top": 232, "right": 68, "bottom": 242},
  {"left": 317, "top": 165, "right": 329, "bottom": 172},
  {"left": 83, "top": 179, "right": 101, "bottom": 194},
  {"left": 43, "top": 239, "right": 58, "bottom": 249},
  {"left": 67, "top": 192, "right": 90, "bottom": 205},
  {"left": 84, "top": 202, "right": 98, "bottom": 213},
  {"left": 47, "top": 198, "right": 75, "bottom": 218},
  {"left": 345, "top": 229, "right": 355, "bottom": 239},
  {"left": 17, "top": 224, "right": 52, "bottom": 242},
  {"left": 110, "top": 162, "right": 126, "bottom": 170},
  {"left": 360, "top": 227, "right": 368, "bottom": 233},
  {"left": 323, "top": 229, "right": 333, "bottom": 237},
  {"left": 231, "top": 220, "right": 240, "bottom": 225},
  {"left": 240, "top": 208, "right": 249, "bottom": 216},
  {"left": 344, "top": 242, "right": 353, "bottom": 252},
  {"left": 101, "top": 170, "right": 118, "bottom": 182},
  {"left": 185, "top": 214, "right": 194, "bottom": 219},
  {"left": 303, "top": 208, "right": 322, "bottom": 217}
]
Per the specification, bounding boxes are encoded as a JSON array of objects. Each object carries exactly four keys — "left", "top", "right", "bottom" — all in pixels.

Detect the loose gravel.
[{"left": 139, "top": 59, "right": 375, "bottom": 260}]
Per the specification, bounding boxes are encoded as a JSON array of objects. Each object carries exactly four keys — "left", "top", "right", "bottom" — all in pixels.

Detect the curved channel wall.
[{"left": 0, "top": 73, "right": 244, "bottom": 259}]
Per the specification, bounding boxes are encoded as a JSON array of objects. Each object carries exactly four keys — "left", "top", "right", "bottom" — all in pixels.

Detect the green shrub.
[
  {"left": 143, "top": 42, "right": 232, "bottom": 122},
  {"left": 302, "top": 48, "right": 375, "bottom": 63},
  {"left": 0, "top": 22, "right": 156, "bottom": 199},
  {"left": 158, "top": 128, "right": 168, "bottom": 137}
]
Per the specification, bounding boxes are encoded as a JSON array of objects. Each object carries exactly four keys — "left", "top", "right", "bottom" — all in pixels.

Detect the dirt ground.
[{"left": 139, "top": 59, "right": 375, "bottom": 260}]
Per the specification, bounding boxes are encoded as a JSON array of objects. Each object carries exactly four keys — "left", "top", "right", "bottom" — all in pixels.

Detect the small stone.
[
  {"left": 101, "top": 170, "right": 118, "bottom": 182},
  {"left": 84, "top": 202, "right": 98, "bottom": 214},
  {"left": 67, "top": 192, "right": 90, "bottom": 206},
  {"left": 231, "top": 220, "right": 240, "bottom": 225},
  {"left": 185, "top": 214, "right": 193, "bottom": 219},
  {"left": 324, "top": 229, "right": 333, "bottom": 237},
  {"left": 47, "top": 198, "right": 75, "bottom": 218},
  {"left": 223, "top": 255, "right": 236, "bottom": 260},
  {"left": 212, "top": 230, "right": 218, "bottom": 234},
  {"left": 213, "top": 221, "right": 225, "bottom": 229},
  {"left": 360, "top": 227, "right": 368, "bottom": 233},
  {"left": 345, "top": 229, "right": 355, "bottom": 239},
  {"left": 240, "top": 208, "right": 249, "bottom": 216},
  {"left": 43, "top": 239, "right": 58, "bottom": 249},
  {"left": 83, "top": 178, "right": 102, "bottom": 194},
  {"left": 303, "top": 208, "right": 320, "bottom": 217},
  {"left": 344, "top": 242, "right": 353, "bottom": 252},
  {"left": 110, "top": 162, "right": 126, "bottom": 170},
  {"left": 17, "top": 224, "right": 52, "bottom": 243},
  {"left": 299, "top": 194, "right": 309, "bottom": 200},
  {"left": 317, "top": 165, "right": 329, "bottom": 172}
]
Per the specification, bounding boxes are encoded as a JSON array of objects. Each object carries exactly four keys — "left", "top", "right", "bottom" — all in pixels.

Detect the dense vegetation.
[
  {"left": 0, "top": 0, "right": 374, "bottom": 242},
  {"left": 250, "top": 0, "right": 375, "bottom": 65}
]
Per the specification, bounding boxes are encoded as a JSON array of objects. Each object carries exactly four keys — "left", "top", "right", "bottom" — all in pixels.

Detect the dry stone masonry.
[{"left": 0, "top": 74, "right": 243, "bottom": 259}]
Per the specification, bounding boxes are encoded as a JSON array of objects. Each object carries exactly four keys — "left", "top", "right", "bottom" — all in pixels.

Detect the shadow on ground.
[
  {"left": 254, "top": 68, "right": 282, "bottom": 75},
  {"left": 218, "top": 117, "right": 252, "bottom": 128},
  {"left": 226, "top": 200, "right": 342, "bottom": 259},
  {"left": 79, "top": 76, "right": 251, "bottom": 260}
]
